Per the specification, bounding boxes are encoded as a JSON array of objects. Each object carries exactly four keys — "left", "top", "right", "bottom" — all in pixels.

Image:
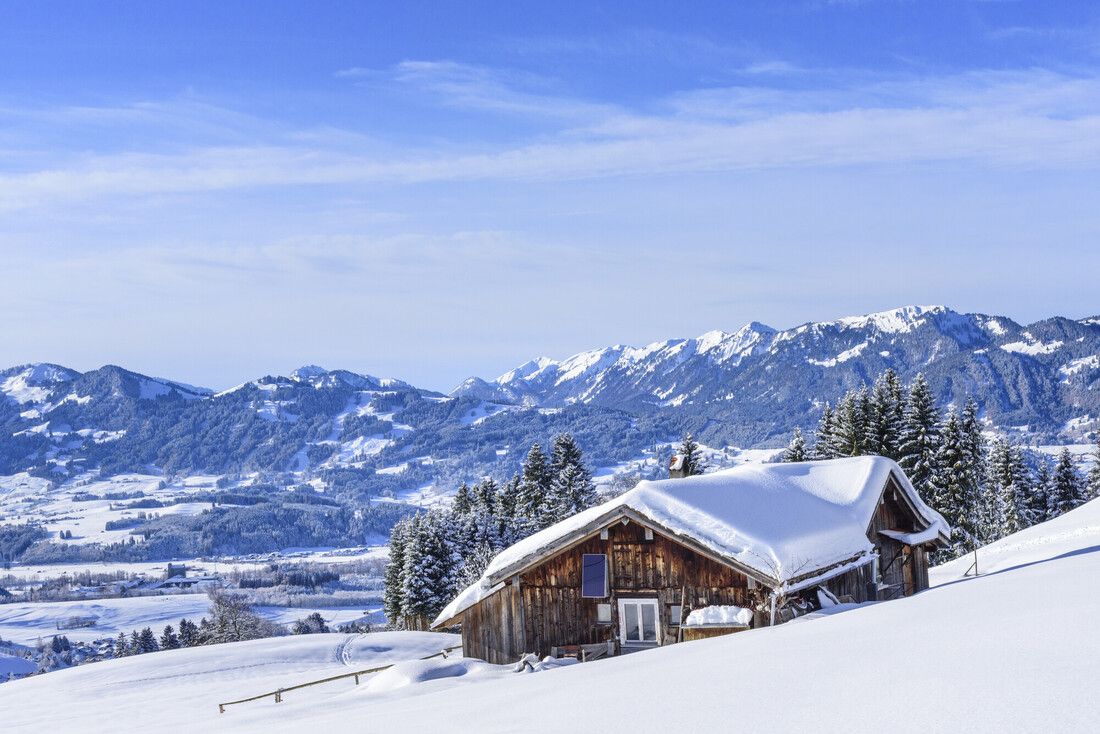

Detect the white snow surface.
[
  {"left": 0, "top": 631, "right": 458, "bottom": 730},
  {"left": 1000, "top": 337, "right": 1064, "bottom": 356},
  {"left": 436, "top": 456, "right": 947, "bottom": 625},
  {"left": 7, "top": 501, "right": 1100, "bottom": 732}
]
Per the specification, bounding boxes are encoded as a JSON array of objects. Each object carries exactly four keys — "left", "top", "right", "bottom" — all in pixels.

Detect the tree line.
[
  {"left": 784, "top": 369, "right": 1100, "bottom": 559},
  {"left": 383, "top": 433, "right": 598, "bottom": 629}
]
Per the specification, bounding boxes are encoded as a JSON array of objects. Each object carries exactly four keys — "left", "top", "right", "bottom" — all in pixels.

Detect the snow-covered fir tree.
[
  {"left": 159, "top": 625, "right": 180, "bottom": 650},
  {"left": 1088, "top": 437, "right": 1100, "bottom": 501},
  {"left": 677, "top": 434, "right": 706, "bottom": 476},
  {"left": 933, "top": 410, "right": 976, "bottom": 553},
  {"left": 382, "top": 517, "right": 409, "bottom": 626},
  {"left": 113, "top": 632, "right": 129, "bottom": 657},
  {"left": 473, "top": 478, "right": 498, "bottom": 517},
  {"left": 985, "top": 439, "right": 1028, "bottom": 538},
  {"left": 400, "top": 512, "right": 456, "bottom": 630},
  {"left": 137, "top": 627, "right": 159, "bottom": 654},
  {"left": 1030, "top": 456, "right": 1053, "bottom": 525},
  {"left": 832, "top": 391, "right": 866, "bottom": 457},
  {"left": 451, "top": 482, "right": 473, "bottom": 515},
  {"left": 177, "top": 618, "right": 199, "bottom": 647},
  {"left": 1049, "top": 448, "right": 1086, "bottom": 516},
  {"left": 783, "top": 427, "right": 807, "bottom": 462},
  {"left": 515, "top": 443, "right": 554, "bottom": 533},
  {"left": 898, "top": 373, "right": 941, "bottom": 501},
  {"left": 552, "top": 462, "right": 598, "bottom": 516},
  {"left": 496, "top": 476, "right": 521, "bottom": 541},
  {"left": 813, "top": 403, "right": 839, "bottom": 459},
  {"left": 550, "top": 433, "right": 597, "bottom": 513},
  {"left": 866, "top": 369, "right": 904, "bottom": 460}
]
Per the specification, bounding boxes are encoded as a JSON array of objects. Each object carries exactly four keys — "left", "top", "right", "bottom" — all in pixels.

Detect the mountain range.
[{"left": 2, "top": 305, "right": 1098, "bottom": 497}]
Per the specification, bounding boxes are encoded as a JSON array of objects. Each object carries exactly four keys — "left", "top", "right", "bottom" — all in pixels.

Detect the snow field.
[{"left": 0, "top": 594, "right": 380, "bottom": 647}]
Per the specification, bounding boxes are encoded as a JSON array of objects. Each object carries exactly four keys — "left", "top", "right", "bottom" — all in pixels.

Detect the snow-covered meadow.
[{"left": 0, "top": 594, "right": 380, "bottom": 647}]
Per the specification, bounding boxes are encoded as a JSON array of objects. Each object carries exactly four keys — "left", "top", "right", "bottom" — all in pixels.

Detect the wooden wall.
[
  {"left": 460, "top": 581, "right": 525, "bottom": 664},
  {"left": 464, "top": 519, "right": 759, "bottom": 662},
  {"left": 866, "top": 476, "right": 934, "bottom": 598}
]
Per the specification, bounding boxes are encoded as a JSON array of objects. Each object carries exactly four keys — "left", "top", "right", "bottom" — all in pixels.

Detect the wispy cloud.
[
  {"left": 336, "top": 60, "right": 613, "bottom": 121},
  {"left": 2, "top": 66, "right": 1100, "bottom": 213}
]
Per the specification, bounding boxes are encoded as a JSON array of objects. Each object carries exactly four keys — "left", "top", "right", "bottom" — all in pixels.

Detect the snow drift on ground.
[{"left": 0, "top": 631, "right": 457, "bottom": 730}]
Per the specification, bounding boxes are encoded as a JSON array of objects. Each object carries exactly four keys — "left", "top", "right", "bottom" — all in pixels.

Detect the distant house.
[
  {"left": 149, "top": 575, "right": 220, "bottom": 591},
  {"left": 433, "top": 456, "right": 949, "bottom": 664}
]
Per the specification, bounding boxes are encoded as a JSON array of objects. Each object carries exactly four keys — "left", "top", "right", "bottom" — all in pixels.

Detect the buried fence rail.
[{"left": 217, "top": 644, "right": 463, "bottom": 713}]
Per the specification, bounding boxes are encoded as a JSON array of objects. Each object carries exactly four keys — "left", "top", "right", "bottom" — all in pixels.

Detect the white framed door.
[{"left": 618, "top": 598, "right": 660, "bottom": 645}]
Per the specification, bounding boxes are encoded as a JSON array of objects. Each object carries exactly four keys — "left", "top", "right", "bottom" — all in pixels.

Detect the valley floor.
[{"left": 3, "top": 500, "right": 1099, "bottom": 733}]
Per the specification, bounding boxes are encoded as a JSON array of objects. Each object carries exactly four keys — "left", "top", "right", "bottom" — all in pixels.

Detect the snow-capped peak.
[
  {"left": 1, "top": 363, "right": 79, "bottom": 404},
  {"left": 291, "top": 365, "right": 330, "bottom": 381},
  {"left": 831, "top": 304, "right": 951, "bottom": 334},
  {"left": 496, "top": 357, "right": 556, "bottom": 385}
]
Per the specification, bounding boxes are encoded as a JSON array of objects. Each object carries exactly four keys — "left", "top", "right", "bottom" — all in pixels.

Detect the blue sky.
[{"left": 2, "top": 1, "right": 1099, "bottom": 391}]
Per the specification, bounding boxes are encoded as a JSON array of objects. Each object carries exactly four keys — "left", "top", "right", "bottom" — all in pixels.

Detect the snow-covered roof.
[{"left": 434, "top": 456, "right": 949, "bottom": 628}]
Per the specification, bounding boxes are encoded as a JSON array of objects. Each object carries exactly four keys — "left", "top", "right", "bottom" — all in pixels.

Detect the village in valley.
[{"left": 3, "top": 2, "right": 1100, "bottom": 732}]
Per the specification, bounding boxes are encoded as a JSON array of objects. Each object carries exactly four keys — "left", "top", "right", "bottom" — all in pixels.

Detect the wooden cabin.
[{"left": 433, "top": 456, "right": 950, "bottom": 664}]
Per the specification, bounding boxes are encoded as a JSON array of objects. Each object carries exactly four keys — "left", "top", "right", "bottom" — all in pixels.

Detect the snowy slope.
[
  {"left": 0, "top": 631, "right": 458, "bottom": 731},
  {"left": 4, "top": 501, "right": 1099, "bottom": 732}
]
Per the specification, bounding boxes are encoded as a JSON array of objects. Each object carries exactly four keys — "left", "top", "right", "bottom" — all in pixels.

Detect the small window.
[
  {"left": 596, "top": 603, "right": 612, "bottom": 623},
  {"left": 669, "top": 604, "right": 683, "bottom": 626},
  {"left": 581, "top": 554, "right": 608, "bottom": 598}
]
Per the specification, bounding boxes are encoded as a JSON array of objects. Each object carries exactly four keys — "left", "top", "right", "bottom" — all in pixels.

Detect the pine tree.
[
  {"left": 473, "top": 479, "right": 498, "bottom": 517},
  {"left": 452, "top": 482, "right": 473, "bottom": 516},
  {"left": 867, "top": 369, "right": 904, "bottom": 459},
  {"left": 813, "top": 403, "right": 839, "bottom": 459},
  {"left": 114, "top": 632, "right": 130, "bottom": 657},
  {"left": 138, "top": 627, "right": 159, "bottom": 653},
  {"left": 986, "top": 439, "right": 1027, "bottom": 538},
  {"left": 129, "top": 631, "right": 142, "bottom": 655},
  {"left": 495, "top": 475, "right": 521, "bottom": 544},
  {"left": 159, "top": 625, "right": 180, "bottom": 650},
  {"left": 1029, "top": 456, "right": 1052, "bottom": 525},
  {"left": 677, "top": 434, "right": 705, "bottom": 476},
  {"left": 400, "top": 513, "right": 454, "bottom": 630},
  {"left": 932, "top": 410, "right": 971, "bottom": 553},
  {"left": 833, "top": 390, "right": 866, "bottom": 457},
  {"left": 1088, "top": 436, "right": 1100, "bottom": 501},
  {"left": 783, "top": 427, "right": 807, "bottom": 462},
  {"left": 548, "top": 433, "right": 597, "bottom": 516},
  {"left": 552, "top": 462, "right": 598, "bottom": 516},
  {"left": 177, "top": 618, "right": 199, "bottom": 647},
  {"left": 1049, "top": 448, "right": 1086, "bottom": 517},
  {"left": 899, "top": 374, "right": 941, "bottom": 501},
  {"left": 516, "top": 443, "right": 553, "bottom": 532},
  {"left": 383, "top": 517, "right": 410, "bottom": 628},
  {"left": 456, "top": 541, "right": 497, "bottom": 590}
]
